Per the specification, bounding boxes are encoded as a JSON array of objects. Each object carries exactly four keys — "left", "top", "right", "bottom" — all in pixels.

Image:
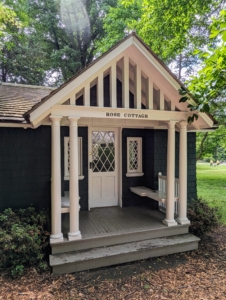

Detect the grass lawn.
[{"left": 197, "top": 162, "right": 226, "bottom": 223}]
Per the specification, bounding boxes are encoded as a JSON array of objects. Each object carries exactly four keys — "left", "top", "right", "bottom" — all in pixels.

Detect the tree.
[
  {"left": 179, "top": 9, "right": 226, "bottom": 121},
  {"left": 27, "top": 0, "right": 117, "bottom": 84},
  {"left": 0, "top": 0, "right": 49, "bottom": 85},
  {"left": 0, "top": 3, "right": 21, "bottom": 37},
  {"left": 99, "top": 0, "right": 223, "bottom": 80},
  {"left": 181, "top": 9, "right": 226, "bottom": 160},
  {"left": 196, "top": 126, "right": 226, "bottom": 161},
  {"left": 0, "top": 0, "right": 117, "bottom": 85},
  {"left": 96, "top": 0, "right": 142, "bottom": 54}
]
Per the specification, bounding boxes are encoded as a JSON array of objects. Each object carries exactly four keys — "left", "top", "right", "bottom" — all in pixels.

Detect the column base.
[
  {"left": 163, "top": 219, "right": 178, "bottom": 227},
  {"left": 177, "top": 217, "right": 190, "bottom": 225},
  {"left": 68, "top": 231, "right": 82, "bottom": 241},
  {"left": 50, "top": 233, "right": 64, "bottom": 244}
]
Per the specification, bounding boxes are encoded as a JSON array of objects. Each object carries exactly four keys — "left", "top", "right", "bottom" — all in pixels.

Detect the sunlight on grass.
[{"left": 197, "top": 163, "right": 226, "bottom": 224}]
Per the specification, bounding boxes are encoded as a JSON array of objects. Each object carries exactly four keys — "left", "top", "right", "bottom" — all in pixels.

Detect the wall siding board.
[
  {"left": 0, "top": 126, "right": 51, "bottom": 211},
  {"left": 122, "top": 128, "right": 157, "bottom": 209},
  {"left": 187, "top": 132, "right": 197, "bottom": 201}
]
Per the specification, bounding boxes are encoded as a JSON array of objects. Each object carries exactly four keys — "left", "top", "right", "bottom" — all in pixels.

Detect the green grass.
[{"left": 197, "top": 163, "right": 226, "bottom": 223}]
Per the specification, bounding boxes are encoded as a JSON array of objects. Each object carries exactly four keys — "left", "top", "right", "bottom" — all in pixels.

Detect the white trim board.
[{"left": 51, "top": 105, "right": 189, "bottom": 122}]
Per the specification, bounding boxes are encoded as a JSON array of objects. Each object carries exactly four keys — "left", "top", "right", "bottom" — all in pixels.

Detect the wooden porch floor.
[{"left": 62, "top": 206, "right": 166, "bottom": 239}]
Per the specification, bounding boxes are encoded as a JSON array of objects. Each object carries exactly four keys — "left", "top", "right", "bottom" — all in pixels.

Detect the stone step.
[
  {"left": 51, "top": 224, "right": 189, "bottom": 254},
  {"left": 50, "top": 233, "right": 200, "bottom": 274}
]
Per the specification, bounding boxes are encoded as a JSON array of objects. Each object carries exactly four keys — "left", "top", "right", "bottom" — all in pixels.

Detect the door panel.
[
  {"left": 106, "top": 176, "right": 115, "bottom": 199},
  {"left": 92, "top": 177, "right": 102, "bottom": 200},
  {"left": 89, "top": 128, "right": 118, "bottom": 208}
]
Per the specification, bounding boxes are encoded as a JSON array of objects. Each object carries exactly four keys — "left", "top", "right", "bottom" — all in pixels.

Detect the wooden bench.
[
  {"left": 130, "top": 186, "right": 178, "bottom": 203},
  {"left": 130, "top": 172, "right": 179, "bottom": 213}
]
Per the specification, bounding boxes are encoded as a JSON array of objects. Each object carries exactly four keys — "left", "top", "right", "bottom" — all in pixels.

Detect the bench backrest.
[
  {"left": 158, "top": 172, "right": 179, "bottom": 214},
  {"left": 158, "top": 172, "right": 179, "bottom": 197}
]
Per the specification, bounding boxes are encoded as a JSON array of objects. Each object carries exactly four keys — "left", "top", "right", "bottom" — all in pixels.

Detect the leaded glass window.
[
  {"left": 91, "top": 131, "right": 115, "bottom": 172},
  {"left": 126, "top": 137, "right": 143, "bottom": 177}
]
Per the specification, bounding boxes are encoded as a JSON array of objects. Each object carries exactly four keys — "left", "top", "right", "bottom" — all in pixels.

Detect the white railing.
[{"left": 158, "top": 172, "right": 179, "bottom": 214}]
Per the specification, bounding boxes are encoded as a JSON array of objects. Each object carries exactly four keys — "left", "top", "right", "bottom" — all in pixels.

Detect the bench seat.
[{"left": 130, "top": 186, "right": 179, "bottom": 203}]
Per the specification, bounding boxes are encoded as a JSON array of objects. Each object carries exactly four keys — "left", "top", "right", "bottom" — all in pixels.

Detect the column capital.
[
  {"left": 68, "top": 116, "right": 80, "bottom": 125},
  {"left": 50, "top": 115, "right": 62, "bottom": 123},
  {"left": 179, "top": 120, "right": 187, "bottom": 129},
  {"left": 166, "top": 120, "right": 177, "bottom": 129}
]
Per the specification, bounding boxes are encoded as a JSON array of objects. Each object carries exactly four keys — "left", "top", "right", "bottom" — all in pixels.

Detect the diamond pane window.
[
  {"left": 64, "top": 137, "right": 83, "bottom": 180},
  {"left": 126, "top": 137, "right": 143, "bottom": 177},
  {"left": 91, "top": 131, "right": 115, "bottom": 172},
  {"left": 129, "top": 140, "right": 138, "bottom": 170}
]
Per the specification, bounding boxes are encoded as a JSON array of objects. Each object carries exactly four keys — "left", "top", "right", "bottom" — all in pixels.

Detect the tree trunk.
[
  {"left": 196, "top": 132, "right": 208, "bottom": 161},
  {"left": 178, "top": 53, "right": 182, "bottom": 80}
]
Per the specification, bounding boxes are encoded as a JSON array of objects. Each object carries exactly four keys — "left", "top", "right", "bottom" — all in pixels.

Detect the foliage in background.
[
  {"left": 196, "top": 126, "right": 226, "bottom": 161},
  {"left": 1, "top": 0, "right": 223, "bottom": 85},
  {"left": 0, "top": 2, "right": 21, "bottom": 37},
  {"left": 100, "top": 0, "right": 223, "bottom": 79},
  {"left": 0, "top": 0, "right": 49, "bottom": 85},
  {"left": 179, "top": 9, "right": 226, "bottom": 120},
  {"left": 0, "top": 0, "right": 117, "bottom": 85},
  {"left": 0, "top": 207, "right": 50, "bottom": 277},
  {"left": 96, "top": 0, "right": 142, "bottom": 53},
  {"left": 188, "top": 198, "right": 220, "bottom": 237},
  {"left": 177, "top": 8, "right": 226, "bottom": 160}
]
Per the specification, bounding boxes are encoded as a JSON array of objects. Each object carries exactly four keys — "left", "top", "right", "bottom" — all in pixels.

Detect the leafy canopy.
[
  {"left": 0, "top": 3, "right": 21, "bottom": 36},
  {"left": 0, "top": 0, "right": 117, "bottom": 85},
  {"left": 179, "top": 9, "right": 226, "bottom": 124},
  {"left": 100, "top": 0, "right": 222, "bottom": 63}
]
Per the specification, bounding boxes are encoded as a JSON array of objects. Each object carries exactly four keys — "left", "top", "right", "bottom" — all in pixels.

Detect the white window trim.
[
  {"left": 64, "top": 136, "right": 84, "bottom": 180},
  {"left": 126, "top": 137, "right": 144, "bottom": 177}
]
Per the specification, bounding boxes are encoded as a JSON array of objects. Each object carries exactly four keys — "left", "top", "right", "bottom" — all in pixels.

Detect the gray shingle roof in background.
[{"left": 0, "top": 83, "right": 55, "bottom": 123}]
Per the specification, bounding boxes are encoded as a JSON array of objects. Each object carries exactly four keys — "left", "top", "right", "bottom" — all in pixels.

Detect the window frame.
[
  {"left": 64, "top": 136, "right": 84, "bottom": 180},
  {"left": 126, "top": 137, "right": 144, "bottom": 177}
]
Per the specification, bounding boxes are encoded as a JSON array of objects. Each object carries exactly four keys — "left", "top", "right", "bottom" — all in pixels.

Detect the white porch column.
[
  {"left": 177, "top": 121, "right": 190, "bottom": 225},
  {"left": 123, "top": 56, "right": 129, "bottom": 108},
  {"left": 163, "top": 121, "right": 178, "bottom": 227},
  {"left": 50, "top": 116, "right": 63, "bottom": 243},
  {"left": 68, "top": 117, "right": 82, "bottom": 241}
]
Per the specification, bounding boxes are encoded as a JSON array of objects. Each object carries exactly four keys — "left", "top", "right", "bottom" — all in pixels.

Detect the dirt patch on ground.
[{"left": 1, "top": 226, "right": 226, "bottom": 299}]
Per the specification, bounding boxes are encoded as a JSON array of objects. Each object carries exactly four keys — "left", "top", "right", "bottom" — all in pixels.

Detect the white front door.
[{"left": 89, "top": 128, "right": 118, "bottom": 208}]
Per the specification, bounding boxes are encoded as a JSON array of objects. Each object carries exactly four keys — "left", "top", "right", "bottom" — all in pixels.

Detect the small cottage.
[{"left": 0, "top": 34, "right": 216, "bottom": 273}]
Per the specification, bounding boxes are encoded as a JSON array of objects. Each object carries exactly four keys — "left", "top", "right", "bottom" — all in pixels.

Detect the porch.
[
  {"left": 50, "top": 206, "right": 198, "bottom": 274},
  {"left": 64, "top": 206, "right": 176, "bottom": 239}
]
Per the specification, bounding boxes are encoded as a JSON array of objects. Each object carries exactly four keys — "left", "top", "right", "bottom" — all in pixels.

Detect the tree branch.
[{"left": 196, "top": 132, "right": 209, "bottom": 161}]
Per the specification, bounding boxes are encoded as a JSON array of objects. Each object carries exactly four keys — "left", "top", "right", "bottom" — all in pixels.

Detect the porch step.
[
  {"left": 51, "top": 224, "right": 189, "bottom": 254},
  {"left": 50, "top": 233, "right": 200, "bottom": 274}
]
